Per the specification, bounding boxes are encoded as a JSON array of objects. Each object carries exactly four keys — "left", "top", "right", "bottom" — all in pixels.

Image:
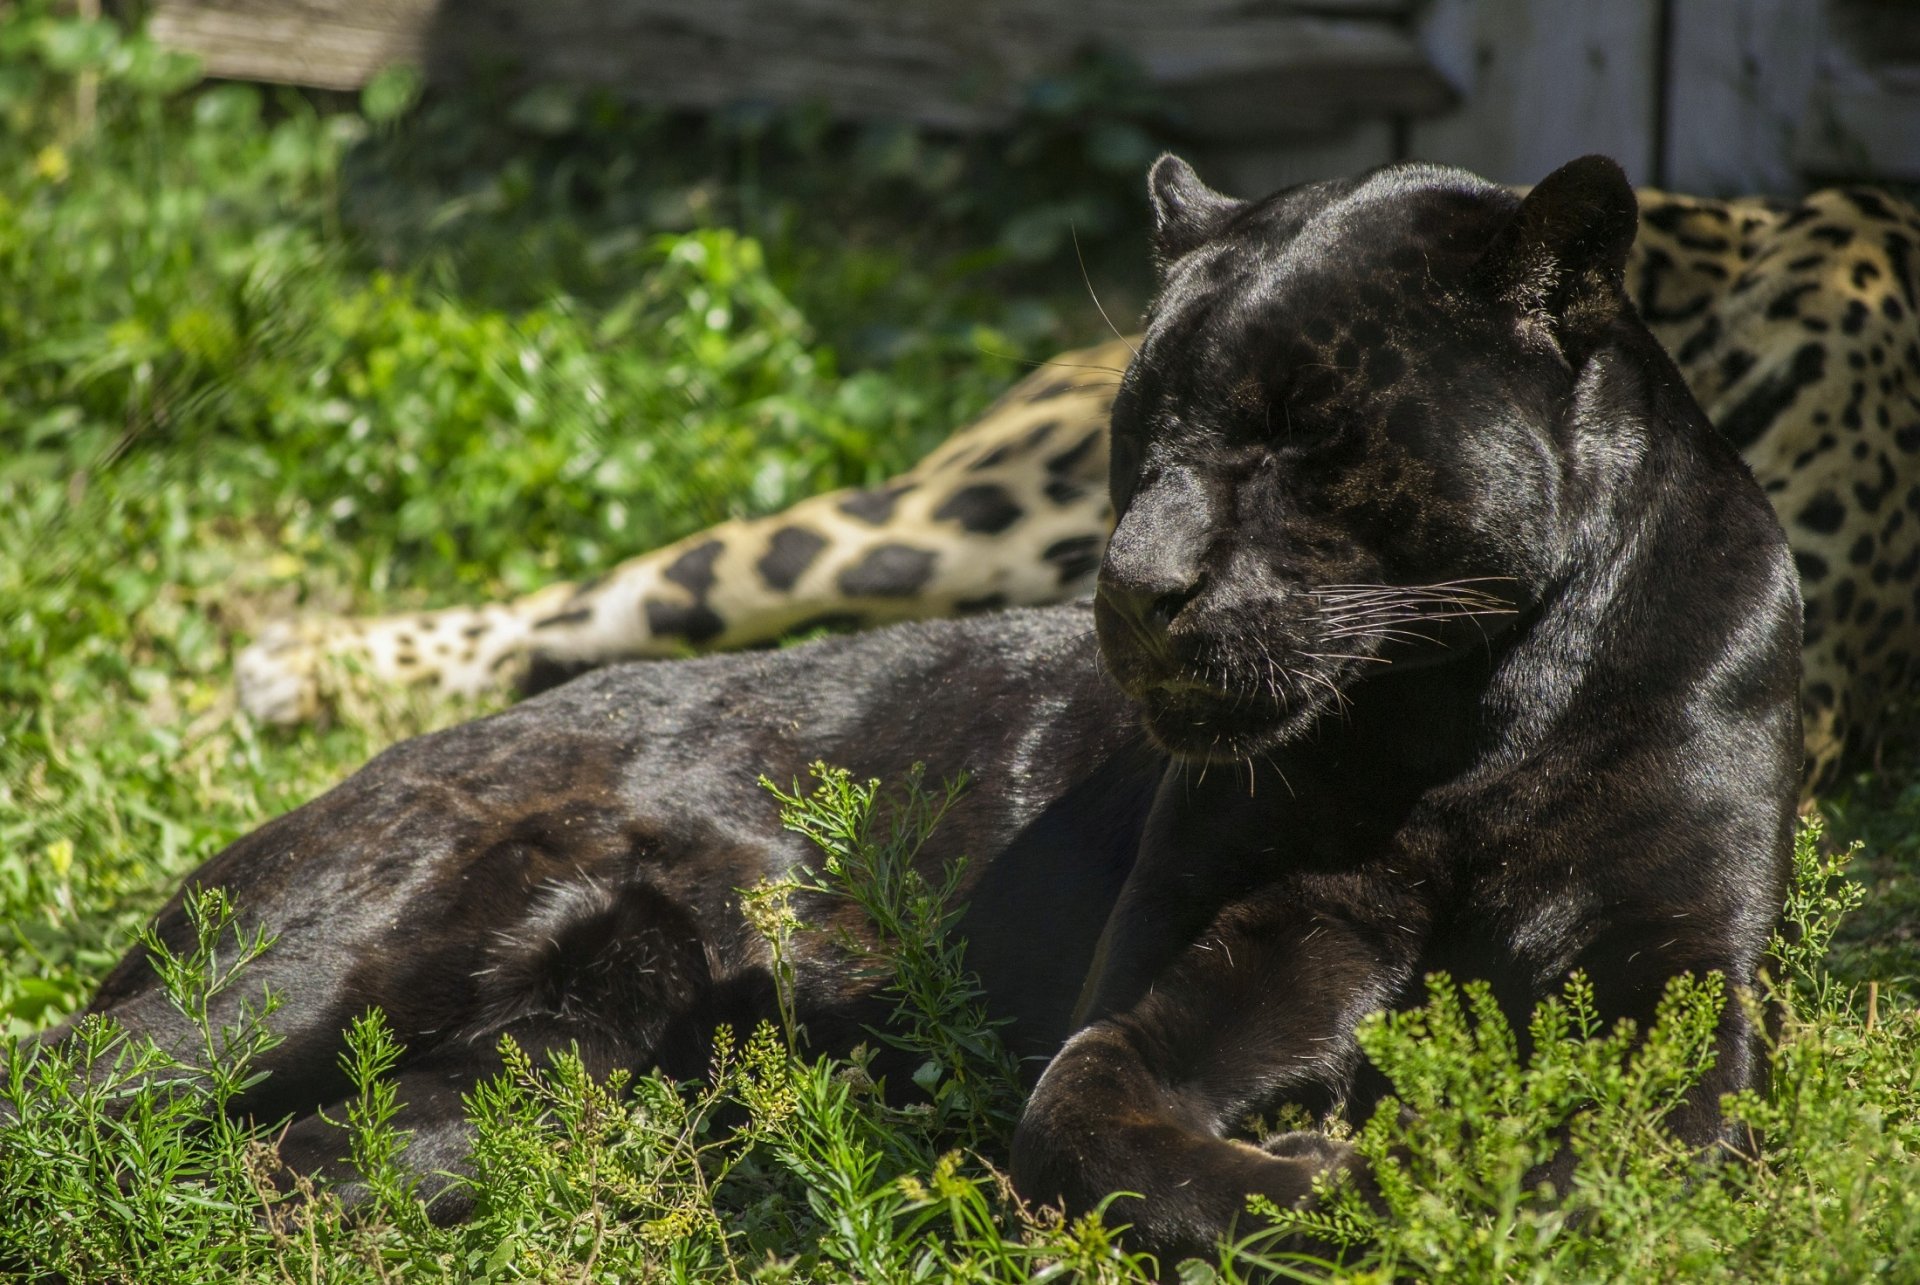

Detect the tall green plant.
[{"left": 762, "top": 763, "right": 1026, "bottom": 1148}]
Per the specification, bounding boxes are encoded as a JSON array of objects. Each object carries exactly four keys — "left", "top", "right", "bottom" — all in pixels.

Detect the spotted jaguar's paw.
[{"left": 235, "top": 620, "right": 330, "bottom": 725}]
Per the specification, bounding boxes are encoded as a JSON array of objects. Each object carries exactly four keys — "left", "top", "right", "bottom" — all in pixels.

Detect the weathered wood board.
[
  {"left": 1408, "top": 0, "right": 1661, "bottom": 187},
  {"left": 149, "top": 0, "right": 1454, "bottom": 143}
]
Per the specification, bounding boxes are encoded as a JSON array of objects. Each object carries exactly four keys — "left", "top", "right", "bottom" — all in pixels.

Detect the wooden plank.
[
  {"left": 1204, "top": 118, "right": 1399, "bottom": 197},
  {"left": 1786, "top": 2, "right": 1920, "bottom": 184},
  {"left": 150, "top": 0, "right": 434, "bottom": 93},
  {"left": 148, "top": 0, "right": 1453, "bottom": 141},
  {"left": 1409, "top": 0, "right": 1661, "bottom": 187},
  {"left": 1133, "top": 20, "right": 1454, "bottom": 138},
  {"left": 1661, "top": 0, "right": 1824, "bottom": 195}
]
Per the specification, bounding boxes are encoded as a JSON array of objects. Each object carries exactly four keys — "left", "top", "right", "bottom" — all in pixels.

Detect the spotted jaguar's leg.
[
  {"left": 234, "top": 581, "right": 584, "bottom": 725},
  {"left": 236, "top": 340, "right": 1130, "bottom": 724},
  {"left": 516, "top": 342, "right": 1133, "bottom": 682}
]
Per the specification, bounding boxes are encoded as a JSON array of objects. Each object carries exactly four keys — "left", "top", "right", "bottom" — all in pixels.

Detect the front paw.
[
  {"left": 1013, "top": 1119, "right": 1350, "bottom": 1267},
  {"left": 1258, "top": 1129, "right": 1351, "bottom": 1168},
  {"left": 1259, "top": 1129, "right": 1381, "bottom": 1217}
]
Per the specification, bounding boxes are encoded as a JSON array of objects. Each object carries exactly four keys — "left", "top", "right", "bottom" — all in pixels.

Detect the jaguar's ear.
[
  {"left": 1478, "top": 154, "right": 1637, "bottom": 340},
  {"left": 1148, "top": 154, "right": 1245, "bottom": 269}
]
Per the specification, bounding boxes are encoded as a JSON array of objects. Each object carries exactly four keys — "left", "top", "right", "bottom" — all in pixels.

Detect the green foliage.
[
  {"left": 1815, "top": 769, "right": 1920, "bottom": 994},
  {"left": 9, "top": 753, "right": 1920, "bottom": 1284},
  {"left": 763, "top": 764, "right": 1026, "bottom": 1149},
  {"left": 1239, "top": 823, "right": 1920, "bottom": 1283},
  {"left": 12, "top": 795, "right": 1920, "bottom": 1283},
  {"left": 340, "top": 45, "right": 1167, "bottom": 347},
  {"left": 1258, "top": 970, "right": 1732, "bottom": 1281},
  {"left": 1773, "top": 816, "right": 1870, "bottom": 996},
  {"left": 1, "top": 888, "right": 285, "bottom": 1281},
  {"left": 1, "top": 769, "right": 1161, "bottom": 1283}
]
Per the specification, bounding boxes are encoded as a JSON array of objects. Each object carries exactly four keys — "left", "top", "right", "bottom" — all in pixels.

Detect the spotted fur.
[
  {"left": 1629, "top": 187, "right": 1920, "bottom": 783},
  {"left": 238, "top": 186, "right": 1920, "bottom": 785}
]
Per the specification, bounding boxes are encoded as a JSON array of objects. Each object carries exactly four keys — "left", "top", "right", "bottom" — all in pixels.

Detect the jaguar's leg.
[
  {"left": 516, "top": 405, "right": 1120, "bottom": 690},
  {"left": 235, "top": 340, "right": 1129, "bottom": 724},
  {"left": 1011, "top": 894, "right": 1410, "bottom": 1266}
]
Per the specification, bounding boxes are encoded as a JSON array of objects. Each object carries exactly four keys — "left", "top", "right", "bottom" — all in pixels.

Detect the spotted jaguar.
[{"left": 236, "top": 183, "right": 1920, "bottom": 787}]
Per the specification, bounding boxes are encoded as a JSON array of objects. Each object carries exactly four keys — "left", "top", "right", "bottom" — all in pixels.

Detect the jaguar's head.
[{"left": 1098, "top": 153, "right": 1641, "bottom": 759}]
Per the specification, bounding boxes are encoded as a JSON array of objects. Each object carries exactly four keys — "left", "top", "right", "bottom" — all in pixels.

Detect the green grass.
[{"left": 5, "top": 6, "right": 1920, "bottom": 1280}]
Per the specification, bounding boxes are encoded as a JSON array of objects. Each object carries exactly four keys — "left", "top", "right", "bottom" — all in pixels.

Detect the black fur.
[{"left": 52, "top": 156, "right": 1800, "bottom": 1262}]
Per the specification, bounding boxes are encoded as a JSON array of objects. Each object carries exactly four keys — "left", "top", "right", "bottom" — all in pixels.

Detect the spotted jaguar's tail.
[{"left": 235, "top": 340, "right": 1131, "bottom": 724}]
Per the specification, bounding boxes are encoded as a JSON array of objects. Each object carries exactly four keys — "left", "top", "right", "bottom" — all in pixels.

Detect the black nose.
[
  {"left": 1100, "top": 462, "right": 1213, "bottom": 638},
  {"left": 1097, "top": 571, "right": 1199, "bottom": 637}
]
